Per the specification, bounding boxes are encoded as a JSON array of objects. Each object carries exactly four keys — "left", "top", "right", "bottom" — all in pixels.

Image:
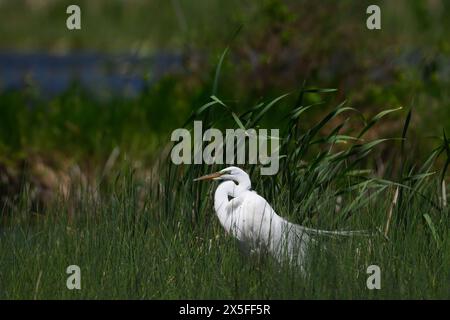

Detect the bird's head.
[{"left": 193, "top": 166, "right": 251, "bottom": 189}]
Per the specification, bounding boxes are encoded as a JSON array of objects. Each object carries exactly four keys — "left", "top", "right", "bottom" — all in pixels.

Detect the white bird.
[{"left": 194, "top": 166, "right": 361, "bottom": 270}]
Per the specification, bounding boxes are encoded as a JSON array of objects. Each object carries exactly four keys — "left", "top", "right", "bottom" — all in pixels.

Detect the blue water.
[
  {"left": 0, "top": 52, "right": 184, "bottom": 98},
  {"left": 1, "top": 50, "right": 448, "bottom": 99}
]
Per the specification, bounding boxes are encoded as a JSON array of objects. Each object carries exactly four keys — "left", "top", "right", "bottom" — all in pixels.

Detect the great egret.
[{"left": 194, "top": 166, "right": 361, "bottom": 269}]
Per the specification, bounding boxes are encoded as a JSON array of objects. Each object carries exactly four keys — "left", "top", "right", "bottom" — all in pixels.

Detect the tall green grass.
[{"left": 0, "top": 84, "right": 449, "bottom": 299}]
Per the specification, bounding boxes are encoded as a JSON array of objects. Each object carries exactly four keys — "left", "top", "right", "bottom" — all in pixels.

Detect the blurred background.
[{"left": 0, "top": 0, "right": 449, "bottom": 210}]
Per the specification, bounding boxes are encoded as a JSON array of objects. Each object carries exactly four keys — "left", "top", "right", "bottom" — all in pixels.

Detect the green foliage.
[
  {"left": 0, "top": 87, "right": 437, "bottom": 299},
  {"left": 0, "top": 143, "right": 448, "bottom": 298},
  {"left": 0, "top": 77, "right": 206, "bottom": 163},
  {"left": 0, "top": 0, "right": 449, "bottom": 299}
]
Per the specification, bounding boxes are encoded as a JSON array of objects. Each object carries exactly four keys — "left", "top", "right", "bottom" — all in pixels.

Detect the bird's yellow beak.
[{"left": 193, "top": 171, "right": 223, "bottom": 182}]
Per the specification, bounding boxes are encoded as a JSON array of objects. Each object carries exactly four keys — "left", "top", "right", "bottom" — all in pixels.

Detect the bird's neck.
[
  {"left": 214, "top": 180, "right": 250, "bottom": 232},
  {"left": 233, "top": 174, "right": 251, "bottom": 193}
]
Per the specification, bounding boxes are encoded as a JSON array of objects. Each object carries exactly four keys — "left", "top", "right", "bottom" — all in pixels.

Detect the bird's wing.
[
  {"left": 240, "top": 192, "right": 315, "bottom": 266},
  {"left": 235, "top": 191, "right": 283, "bottom": 246},
  {"left": 238, "top": 192, "right": 314, "bottom": 252}
]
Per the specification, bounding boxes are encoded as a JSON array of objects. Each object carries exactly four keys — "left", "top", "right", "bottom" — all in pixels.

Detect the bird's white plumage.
[
  {"left": 195, "top": 166, "right": 362, "bottom": 270},
  {"left": 231, "top": 190, "right": 311, "bottom": 267}
]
